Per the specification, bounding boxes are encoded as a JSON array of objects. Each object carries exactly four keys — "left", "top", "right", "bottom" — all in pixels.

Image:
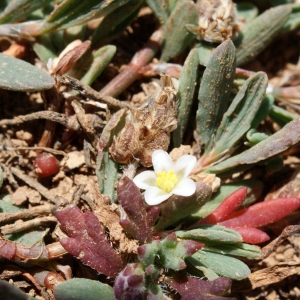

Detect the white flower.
[{"left": 133, "top": 150, "right": 197, "bottom": 205}]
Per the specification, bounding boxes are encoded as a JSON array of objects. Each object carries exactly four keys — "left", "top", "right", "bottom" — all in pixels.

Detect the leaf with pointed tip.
[
  {"left": 0, "top": 0, "right": 49, "bottom": 24},
  {"left": 196, "top": 40, "right": 236, "bottom": 151},
  {"left": 167, "top": 275, "right": 234, "bottom": 300},
  {"left": 172, "top": 48, "right": 199, "bottom": 147},
  {"left": 39, "top": 0, "right": 131, "bottom": 34},
  {"left": 92, "top": 0, "right": 144, "bottom": 45},
  {"left": 54, "top": 278, "right": 114, "bottom": 300},
  {"left": 145, "top": 0, "right": 168, "bottom": 25},
  {"left": 160, "top": 1, "right": 198, "bottom": 61},
  {"left": 0, "top": 53, "right": 54, "bottom": 91},
  {"left": 213, "top": 72, "right": 268, "bottom": 156},
  {"left": 232, "top": 227, "right": 270, "bottom": 244},
  {"left": 235, "top": 5, "right": 291, "bottom": 65},
  {"left": 209, "top": 118, "right": 300, "bottom": 174},
  {"left": 55, "top": 206, "right": 124, "bottom": 278}
]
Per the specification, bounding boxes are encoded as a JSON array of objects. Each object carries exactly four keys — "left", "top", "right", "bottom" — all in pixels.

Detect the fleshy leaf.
[
  {"left": 197, "top": 187, "right": 247, "bottom": 225},
  {"left": 176, "top": 225, "right": 243, "bottom": 244},
  {"left": 235, "top": 5, "right": 291, "bottom": 65},
  {"left": 167, "top": 275, "right": 234, "bottom": 300},
  {"left": 172, "top": 48, "right": 199, "bottom": 147},
  {"left": 202, "top": 243, "right": 261, "bottom": 259},
  {"left": 190, "top": 250, "right": 251, "bottom": 280},
  {"left": 145, "top": 0, "right": 168, "bottom": 25},
  {"left": 208, "top": 117, "right": 300, "bottom": 174},
  {"left": 196, "top": 39, "right": 236, "bottom": 151},
  {"left": 213, "top": 72, "right": 268, "bottom": 156},
  {"left": 219, "top": 197, "right": 300, "bottom": 229},
  {"left": 92, "top": 0, "right": 144, "bottom": 45},
  {"left": 39, "top": 0, "right": 132, "bottom": 34},
  {"left": 0, "top": 53, "right": 55, "bottom": 91},
  {"left": 54, "top": 278, "right": 114, "bottom": 300},
  {"left": 0, "top": 0, "right": 49, "bottom": 24},
  {"left": 117, "top": 176, "right": 159, "bottom": 243},
  {"left": 233, "top": 227, "right": 270, "bottom": 244},
  {"left": 55, "top": 206, "right": 124, "bottom": 278},
  {"left": 160, "top": 1, "right": 198, "bottom": 61}
]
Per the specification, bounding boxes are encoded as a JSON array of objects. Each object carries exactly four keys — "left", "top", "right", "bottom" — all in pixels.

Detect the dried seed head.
[
  {"left": 109, "top": 74, "right": 178, "bottom": 167},
  {"left": 186, "top": 0, "right": 239, "bottom": 43}
]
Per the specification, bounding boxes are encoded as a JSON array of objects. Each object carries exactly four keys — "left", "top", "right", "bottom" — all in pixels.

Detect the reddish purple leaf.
[
  {"left": 55, "top": 206, "right": 124, "bottom": 278},
  {"left": 232, "top": 227, "right": 270, "bottom": 244},
  {"left": 117, "top": 177, "right": 159, "bottom": 243},
  {"left": 198, "top": 187, "right": 247, "bottom": 225},
  {"left": 168, "top": 275, "right": 234, "bottom": 300},
  {"left": 219, "top": 197, "right": 300, "bottom": 229}
]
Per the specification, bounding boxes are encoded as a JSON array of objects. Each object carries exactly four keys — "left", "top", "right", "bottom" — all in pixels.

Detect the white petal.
[
  {"left": 172, "top": 178, "right": 196, "bottom": 197},
  {"left": 174, "top": 155, "right": 197, "bottom": 179},
  {"left": 133, "top": 171, "right": 157, "bottom": 190},
  {"left": 152, "top": 150, "right": 174, "bottom": 174},
  {"left": 144, "top": 186, "right": 172, "bottom": 205}
]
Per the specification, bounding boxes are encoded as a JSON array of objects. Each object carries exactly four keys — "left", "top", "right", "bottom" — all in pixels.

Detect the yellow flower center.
[{"left": 156, "top": 170, "right": 178, "bottom": 193}]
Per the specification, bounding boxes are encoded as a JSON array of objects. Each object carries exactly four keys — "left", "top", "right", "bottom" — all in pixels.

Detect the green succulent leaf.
[
  {"left": 54, "top": 278, "right": 114, "bottom": 300},
  {"left": 176, "top": 225, "right": 243, "bottom": 244},
  {"left": 235, "top": 5, "right": 291, "bottom": 65},
  {"left": 78, "top": 45, "right": 117, "bottom": 86},
  {"left": 246, "top": 129, "right": 269, "bottom": 147},
  {"left": 0, "top": 0, "right": 50, "bottom": 24},
  {"left": 92, "top": 0, "right": 144, "bottom": 45},
  {"left": 209, "top": 118, "right": 300, "bottom": 174},
  {"left": 38, "top": 0, "right": 131, "bottom": 34},
  {"left": 213, "top": 72, "right": 268, "bottom": 155},
  {"left": 189, "top": 250, "right": 251, "bottom": 280},
  {"left": 146, "top": 0, "right": 169, "bottom": 25},
  {"left": 160, "top": 0, "right": 198, "bottom": 62},
  {"left": 0, "top": 53, "right": 54, "bottom": 91},
  {"left": 196, "top": 39, "right": 236, "bottom": 151},
  {"left": 172, "top": 48, "right": 199, "bottom": 147},
  {"left": 202, "top": 243, "right": 262, "bottom": 259},
  {"left": 269, "top": 104, "right": 297, "bottom": 127},
  {"left": 281, "top": 4, "right": 300, "bottom": 32}
]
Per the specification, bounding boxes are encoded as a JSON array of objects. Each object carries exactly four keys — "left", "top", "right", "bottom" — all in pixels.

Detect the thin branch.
[
  {"left": 1, "top": 216, "right": 57, "bottom": 235},
  {"left": 0, "top": 111, "right": 81, "bottom": 131},
  {"left": 0, "top": 146, "right": 68, "bottom": 158},
  {"left": 58, "top": 75, "right": 129, "bottom": 109},
  {"left": 0, "top": 204, "right": 55, "bottom": 223}
]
